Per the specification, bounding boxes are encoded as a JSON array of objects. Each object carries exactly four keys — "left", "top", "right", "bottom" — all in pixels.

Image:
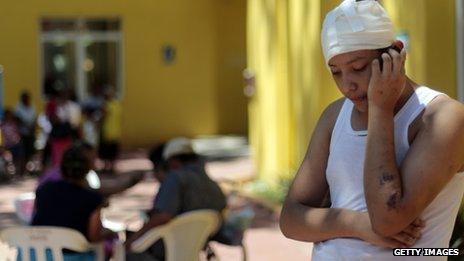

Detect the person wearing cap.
[
  {"left": 280, "top": 0, "right": 464, "bottom": 259},
  {"left": 125, "top": 138, "right": 226, "bottom": 260}
]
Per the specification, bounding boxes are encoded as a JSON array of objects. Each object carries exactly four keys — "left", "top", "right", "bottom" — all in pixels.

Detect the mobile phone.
[{"left": 377, "top": 45, "right": 402, "bottom": 71}]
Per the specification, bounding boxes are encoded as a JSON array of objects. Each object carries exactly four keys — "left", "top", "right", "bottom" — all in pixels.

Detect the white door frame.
[{"left": 39, "top": 20, "right": 123, "bottom": 101}]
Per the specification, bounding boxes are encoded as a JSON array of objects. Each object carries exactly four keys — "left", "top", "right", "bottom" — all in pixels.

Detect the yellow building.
[
  {"left": 247, "top": 0, "right": 460, "bottom": 182},
  {"left": 0, "top": 0, "right": 248, "bottom": 148},
  {"left": 1, "top": 0, "right": 462, "bottom": 182}
]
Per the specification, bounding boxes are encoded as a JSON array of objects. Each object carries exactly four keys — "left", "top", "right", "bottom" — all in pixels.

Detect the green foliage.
[{"left": 244, "top": 176, "right": 292, "bottom": 205}]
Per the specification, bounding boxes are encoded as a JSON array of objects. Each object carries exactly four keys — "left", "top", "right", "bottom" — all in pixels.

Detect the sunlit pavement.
[{"left": 0, "top": 151, "right": 311, "bottom": 260}]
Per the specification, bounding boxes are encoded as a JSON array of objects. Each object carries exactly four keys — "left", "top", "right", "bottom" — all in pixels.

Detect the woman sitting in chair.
[{"left": 31, "top": 142, "right": 116, "bottom": 258}]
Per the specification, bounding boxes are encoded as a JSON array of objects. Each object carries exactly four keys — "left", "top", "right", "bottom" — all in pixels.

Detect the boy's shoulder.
[
  {"left": 423, "top": 94, "right": 464, "bottom": 124},
  {"left": 318, "top": 97, "right": 346, "bottom": 134}
]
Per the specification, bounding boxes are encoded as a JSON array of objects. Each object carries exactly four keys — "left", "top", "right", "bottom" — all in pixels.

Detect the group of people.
[
  {"left": 30, "top": 137, "right": 228, "bottom": 260},
  {"left": 0, "top": 85, "right": 122, "bottom": 179},
  {"left": 2, "top": 85, "right": 242, "bottom": 260},
  {"left": 0, "top": 92, "right": 37, "bottom": 177}
]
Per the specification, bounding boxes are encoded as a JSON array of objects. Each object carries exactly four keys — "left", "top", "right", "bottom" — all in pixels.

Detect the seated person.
[
  {"left": 31, "top": 142, "right": 116, "bottom": 259},
  {"left": 38, "top": 141, "right": 143, "bottom": 197},
  {"left": 125, "top": 138, "right": 227, "bottom": 261}
]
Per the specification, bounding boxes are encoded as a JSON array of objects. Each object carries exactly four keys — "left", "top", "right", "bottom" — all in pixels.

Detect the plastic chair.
[
  {"left": 13, "top": 192, "right": 36, "bottom": 224},
  {"left": 206, "top": 207, "right": 255, "bottom": 261},
  {"left": 0, "top": 226, "right": 104, "bottom": 261},
  {"left": 130, "top": 209, "right": 220, "bottom": 261}
]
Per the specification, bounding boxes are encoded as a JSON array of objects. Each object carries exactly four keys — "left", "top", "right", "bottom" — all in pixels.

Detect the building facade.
[{"left": 0, "top": 0, "right": 248, "bottom": 147}]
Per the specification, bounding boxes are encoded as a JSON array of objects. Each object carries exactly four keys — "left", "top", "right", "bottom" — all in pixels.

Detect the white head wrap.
[{"left": 321, "top": 0, "right": 395, "bottom": 65}]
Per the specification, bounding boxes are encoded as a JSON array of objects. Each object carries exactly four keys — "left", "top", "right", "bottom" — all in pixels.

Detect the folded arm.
[
  {"left": 364, "top": 97, "right": 464, "bottom": 236},
  {"left": 281, "top": 99, "right": 425, "bottom": 248}
]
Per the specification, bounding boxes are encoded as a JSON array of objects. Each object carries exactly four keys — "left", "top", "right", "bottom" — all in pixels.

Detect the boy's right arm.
[
  {"left": 280, "top": 99, "right": 360, "bottom": 242},
  {"left": 279, "top": 100, "right": 423, "bottom": 248}
]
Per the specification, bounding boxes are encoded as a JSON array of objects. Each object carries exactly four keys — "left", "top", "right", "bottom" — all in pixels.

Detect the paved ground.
[{"left": 0, "top": 151, "right": 311, "bottom": 260}]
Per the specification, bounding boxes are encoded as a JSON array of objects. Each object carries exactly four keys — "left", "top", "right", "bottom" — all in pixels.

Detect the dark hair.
[
  {"left": 375, "top": 45, "right": 402, "bottom": 70},
  {"left": 2, "top": 109, "right": 16, "bottom": 122},
  {"left": 377, "top": 45, "right": 401, "bottom": 54},
  {"left": 61, "top": 141, "right": 94, "bottom": 181},
  {"left": 20, "top": 91, "right": 30, "bottom": 99},
  {"left": 149, "top": 143, "right": 167, "bottom": 171},
  {"left": 83, "top": 107, "right": 95, "bottom": 116},
  {"left": 169, "top": 153, "right": 200, "bottom": 164},
  {"left": 2, "top": 109, "right": 12, "bottom": 118}
]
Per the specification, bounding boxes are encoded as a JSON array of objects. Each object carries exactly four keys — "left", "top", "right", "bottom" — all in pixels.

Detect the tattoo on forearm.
[
  {"left": 386, "top": 192, "right": 400, "bottom": 210},
  {"left": 379, "top": 172, "right": 396, "bottom": 186}
]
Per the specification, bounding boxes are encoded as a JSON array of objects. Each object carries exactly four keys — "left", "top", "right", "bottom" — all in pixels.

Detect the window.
[{"left": 40, "top": 18, "right": 123, "bottom": 101}]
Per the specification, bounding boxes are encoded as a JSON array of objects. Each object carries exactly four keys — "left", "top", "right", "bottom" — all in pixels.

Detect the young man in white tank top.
[{"left": 280, "top": 0, "right": 464, "bottom": 259}]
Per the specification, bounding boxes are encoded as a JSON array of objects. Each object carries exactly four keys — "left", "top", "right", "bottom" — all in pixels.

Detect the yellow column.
[
  {"left": 247, "top": 0, "right": 341, "bottom": 183},
  {"left": 247, "top": 0, "right": 293, "bottom": 183}
]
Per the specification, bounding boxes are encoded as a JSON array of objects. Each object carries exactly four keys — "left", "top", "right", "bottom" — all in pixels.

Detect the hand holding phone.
[
  {"left": 377, "top": 45, "right": 403, "bottom": 71},
  {"left": 367, "top": 41, "right": 407, "bottom": 111}
]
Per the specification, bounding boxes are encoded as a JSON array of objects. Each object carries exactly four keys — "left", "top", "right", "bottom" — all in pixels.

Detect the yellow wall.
[
  {"left": 383, "top": 0, "right": 456, "bottom": 97},
  {"left": 216, "top": 0, "right": 248, "bottom": 135},
  {"left": 248, "top": 0, "right": 458, "bottom": 182},
  {"left": 0, "top": 0, "right": 247, "bottom": 147}
]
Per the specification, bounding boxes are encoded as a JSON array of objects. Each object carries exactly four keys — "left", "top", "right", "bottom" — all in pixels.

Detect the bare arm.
[
  {"left": 280, "top": 99, "right": 398, "bottom": 244},
  {"left": 97, "top": 171, "right": 144, "bottom": 197},
  {"left": 281, "top": 100, "right": 365, "bottom": 242},
  {"left": 365, "top": 99, "right": 464, "bottom": 236},
  {"left": 364, "top": 49, "right": 464, "bottom": 236},
  {"left": 281, "top": 97, "right": 425, "bottom": 247}
]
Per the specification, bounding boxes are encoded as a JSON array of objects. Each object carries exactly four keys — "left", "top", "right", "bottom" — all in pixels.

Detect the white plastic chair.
[
  {"left": 13, "top": 192, "right": 36, "bottom": 224},
  {"left": 0, "top": 226, "right": 104, "bottom": 261},
  {"left": 205, "top": 207, "right": 255, "bottom": 261},
  {"left": 130, "top": 209, "right": 220, "bottom": 261}
]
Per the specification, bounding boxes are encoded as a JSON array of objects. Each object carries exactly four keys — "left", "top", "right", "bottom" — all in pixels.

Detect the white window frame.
[{"left": 39, "top": 18, "right": 124, "bottom": 101}]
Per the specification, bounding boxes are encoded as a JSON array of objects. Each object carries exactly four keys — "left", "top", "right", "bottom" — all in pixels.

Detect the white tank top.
[{"left": 312, "top": 86, "right": 464, "bottom": 260}]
